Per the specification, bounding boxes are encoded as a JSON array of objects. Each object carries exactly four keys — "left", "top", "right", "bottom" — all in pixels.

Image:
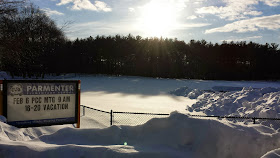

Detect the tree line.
[
  {"left": 51, "top": 36, "right": 280, "bottom": 80},
  {"left": 1, "top": 1, "right": 280, "bottom": 80}
]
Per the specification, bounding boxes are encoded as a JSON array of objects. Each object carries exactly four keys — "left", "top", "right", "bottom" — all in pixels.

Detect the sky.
[{"left": 30, "top": 0, "right": 280, "bottom": 44}]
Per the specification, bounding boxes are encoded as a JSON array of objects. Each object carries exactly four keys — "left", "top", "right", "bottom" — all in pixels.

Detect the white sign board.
[{"left": 3, "top": 80, "right": 79, "bottom": 127}]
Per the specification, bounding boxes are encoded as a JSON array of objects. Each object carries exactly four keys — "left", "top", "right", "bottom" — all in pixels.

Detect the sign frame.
[{"left": 2, "top": 80, "right": 80, "bottom": 128}]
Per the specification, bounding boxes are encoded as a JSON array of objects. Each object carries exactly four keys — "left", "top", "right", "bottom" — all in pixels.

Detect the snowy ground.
[
  {"left": 78, "top": 75, "right": 196, "bottom": 113},
  {"left": 1, "top": 112, "right": 280, "bottom": 158},
  {"left": 1, "top": 74, "right": 280, "bottom": 157},
  {"left": 76, "top": 74, "right": 280, "bottom": 114}
]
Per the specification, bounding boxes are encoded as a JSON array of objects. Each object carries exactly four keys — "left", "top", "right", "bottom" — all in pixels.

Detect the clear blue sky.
[{"left": 31, "top": 0, "right": 280, "bottom": 44}]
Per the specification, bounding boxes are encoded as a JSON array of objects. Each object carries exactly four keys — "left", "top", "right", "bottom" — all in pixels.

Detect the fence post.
[
  {"left": 253, "top": 118, "right": 256, "bottom": 124},
  {"left": 110, "top": 110, "right": 113, "bottom": 126},
  {"left": 83, "top": 106, "right": 85, "bottom": 116}
]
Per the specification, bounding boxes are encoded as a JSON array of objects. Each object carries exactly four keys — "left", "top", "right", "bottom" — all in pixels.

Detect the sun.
[{"left": 138, "top": 0, "right": 180, "bottom": 37}]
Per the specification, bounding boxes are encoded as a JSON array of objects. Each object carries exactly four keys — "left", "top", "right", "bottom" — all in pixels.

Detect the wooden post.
[{"left": 77, "top": 80, "right": 81, "bottom": 128}]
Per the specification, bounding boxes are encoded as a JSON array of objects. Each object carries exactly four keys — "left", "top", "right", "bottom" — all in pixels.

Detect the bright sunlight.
[{"left": 138, "top": 0, "right": 181, "bottom": 37}]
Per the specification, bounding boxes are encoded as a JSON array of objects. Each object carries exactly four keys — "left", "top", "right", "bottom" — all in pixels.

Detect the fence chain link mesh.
[
  {"left": 255, "top": 119, "right": 280, "bottom": 130},
  {"left": 80, "top": 105, "right": 280, "bottom": 130},
  {"left": 112, "top": 112, "right": 169, "bottom": 126},
  {"left": 80, "top": 106, "right": 110, "bottom": 128},
  {"left": 190, "top": 115, "right": 280, "bottom": 130}
]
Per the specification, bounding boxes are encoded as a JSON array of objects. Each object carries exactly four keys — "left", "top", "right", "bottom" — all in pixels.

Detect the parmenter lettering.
[{"left": 27, "top": 85, "right": 74, "bottom": 92}]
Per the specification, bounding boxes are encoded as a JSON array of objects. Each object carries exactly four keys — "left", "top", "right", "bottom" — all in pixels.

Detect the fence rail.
[
  {"left": 82, "top": 106, "right": 110, "bottom": 114},
  {"left": 190, "top": 114, "right": 280, "bottom": 124},
  {"left": 113, "top": 111, "right": 170, "bottom": 115},
  {"left": 80, "top": 105, "right": 280, "bottom": 129}
]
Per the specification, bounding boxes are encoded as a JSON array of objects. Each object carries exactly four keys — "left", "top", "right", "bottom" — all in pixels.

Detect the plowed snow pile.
[
  {"left": 1, "top": 112, "right": 280, "bottom": 158},
  {"left": 171, "top": 87, "right": 280, "bottom": 118},
  {"left": 169, "top": 86, "right": 280, "bottom": 158}
]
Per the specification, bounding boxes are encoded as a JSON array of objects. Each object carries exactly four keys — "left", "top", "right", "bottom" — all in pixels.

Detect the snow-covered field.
[
  {"left": 1, "top": 74, "right": 280, "bottom": 158},
  {"left": 78, "top": 75, "right": 280, "bottom": 115}
]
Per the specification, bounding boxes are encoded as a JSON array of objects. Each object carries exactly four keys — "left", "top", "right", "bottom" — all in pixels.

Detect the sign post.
[
  {"left": 77, "top": 80, "right": 81, "bottom": 128},
  {"left": 2, "top": 80, "right": 80, "bottom": 128}
]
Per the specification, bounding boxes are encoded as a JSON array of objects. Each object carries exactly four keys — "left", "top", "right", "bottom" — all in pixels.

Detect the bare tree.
[
  {"left": 0, "top": 0, "right": 25, "bottom": 15},
  {"left": 0, "top": 2, "right": 66, "bottom": 77}
]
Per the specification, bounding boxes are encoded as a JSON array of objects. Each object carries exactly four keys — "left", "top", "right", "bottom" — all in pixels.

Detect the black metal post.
[
  {"left": 83, "top": 106, "right": 85, "bottom": 116},
  {"left": 253, "top": 118, "right": 256, "bottom": 124},
  {"left": 110, "top": 110, "right": 113, "bottom": 126}
]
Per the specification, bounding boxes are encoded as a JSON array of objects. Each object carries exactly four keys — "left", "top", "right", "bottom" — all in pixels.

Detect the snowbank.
[
  {"left": 1, "top": 113, "right": 280, "bottom": 158},
  {"left": 186, "top": 87, "right": 280, "bottom": 119},
  {"left": 170, "top": 86, "right": 280, "bottom": 119},
  {"left": 169, "top": 86, "right": 204, "bottom": 99}
]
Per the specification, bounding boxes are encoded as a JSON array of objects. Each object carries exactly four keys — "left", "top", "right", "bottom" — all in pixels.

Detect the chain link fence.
[
  {"left": 190, "top": 115, "right": 280, "bottom": 130},
  {"left": 112, "top": 111, "right": 169, "bottom": 126},
  {"left": 80, "top": 105, "right": 280, "bottom": 130},
  {"left": 80, "top": 106, "right": 111, "bottom": 128},
  {"left": 256, "top": 119, "right": 280, "bottom": 129},
  {"left": 80, "top": 105, "right": 169, "bottom": 128}
]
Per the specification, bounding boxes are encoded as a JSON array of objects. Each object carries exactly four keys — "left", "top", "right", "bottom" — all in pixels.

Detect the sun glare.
[{"left": 138, "top": 0, "right": 180, "bottom": 37}]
